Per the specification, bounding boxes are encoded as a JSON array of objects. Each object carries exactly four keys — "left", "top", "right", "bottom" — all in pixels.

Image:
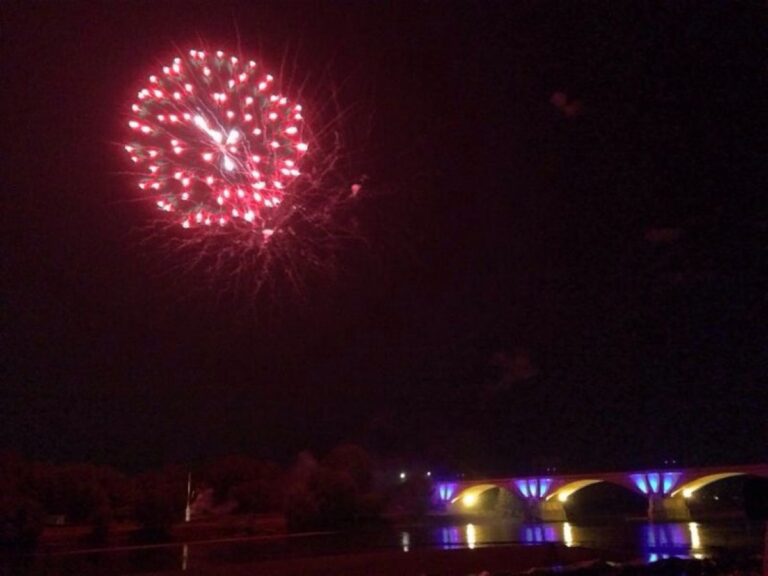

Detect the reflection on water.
[
  {"left": 433, "top": 519, "right": 760, "bottom": 563},
  {"left": 641, "top": 522, "right": 705, "bottom": 562},
  {"left": 466, "top": 523, "right": 477, "bottom": 549},
  {"left": 400, "top": 530, "right": 410, "bottom": 552},
  {"left": 641, "top": 522, "right": 695, "bottom": 562},
  {"left": 439, "top": 525, "right": 461, "bottom": 548},
  {"left": 3, "top": 520, "right": 763, "bottom": 575},
  {"left": 522, "top": 524, "right": 558, "bottom": 544},
  {"left": 689, "top": 522, "right": 702, "bottom": 556},
  {"left": 437, "top": 521, "right": 561, "bottom": 549},
  {"left": 563, "top": 522, "right": 574, "bottom": 546},
  {"left": 181, "top": 543, "right": 189, "bottom": 571}
]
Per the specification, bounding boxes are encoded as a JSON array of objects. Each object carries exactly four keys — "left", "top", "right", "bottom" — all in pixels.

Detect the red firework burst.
[{"left": 125, "top": 49, "right": 309, "bottom": 236}]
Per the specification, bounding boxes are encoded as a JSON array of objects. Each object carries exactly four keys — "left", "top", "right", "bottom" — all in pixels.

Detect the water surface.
[{"left": 4, "top": 519, "right": 764, "bottom": 575}]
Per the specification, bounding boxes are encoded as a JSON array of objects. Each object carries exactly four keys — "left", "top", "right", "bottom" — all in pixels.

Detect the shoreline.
[{"left": 4, "top": 525, "right": 764, "bottom": 576}]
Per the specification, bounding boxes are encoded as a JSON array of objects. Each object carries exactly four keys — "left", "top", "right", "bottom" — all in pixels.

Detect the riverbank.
[
  {"left": 5, "top": 518, "right": 764, "bottom": 576},
  {"left": 139, "top": 547, "right": 765, "bottom": 576},
  {"left": 145, "top": 543, "right": 629, "bottom": 576},
  {"left": 35, "top": 515, "right": 287, "bottom": 551}
]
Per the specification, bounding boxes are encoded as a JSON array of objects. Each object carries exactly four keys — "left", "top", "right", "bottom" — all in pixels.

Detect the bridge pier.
[
  {"left": 511, "top": 478, "right": 566, "bottom": 521},
  {"left": 523, "top": 498, "right": 567, "bottom": 522},
  {"left": 647, "top": 495, "right": 690, "bottom": 521}
]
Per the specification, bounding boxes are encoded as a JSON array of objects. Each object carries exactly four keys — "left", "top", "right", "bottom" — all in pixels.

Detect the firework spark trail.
[{"left": 124, "top": 48, "right": 363, "bottom": 300}]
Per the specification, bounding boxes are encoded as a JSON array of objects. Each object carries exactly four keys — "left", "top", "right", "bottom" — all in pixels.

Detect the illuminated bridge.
[{"left": 433, "top": 463, "right": 768, "bottom": 521}]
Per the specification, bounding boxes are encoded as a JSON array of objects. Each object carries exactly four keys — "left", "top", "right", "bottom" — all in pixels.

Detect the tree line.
[{"left": 0, "top": 445, "right": 433, "bottom": 548}]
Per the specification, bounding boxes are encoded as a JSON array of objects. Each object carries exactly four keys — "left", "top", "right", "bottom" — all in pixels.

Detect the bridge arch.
[
  {"left": 672, "top": 471, "right": 768, "bottom": 499},
  {"left": 451, "top": 483, "right": 507, "bottom": 508},
  {"left": 547, "top": 478, "right": 641, "bottom": 502},
  {"left": 547, "top": 479, "right": 602, "bottom": 502}
]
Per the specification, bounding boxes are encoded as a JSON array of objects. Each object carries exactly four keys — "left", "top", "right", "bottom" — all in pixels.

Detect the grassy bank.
[{"left": 36, "top": 515, "right": 287, "bottom": 551}]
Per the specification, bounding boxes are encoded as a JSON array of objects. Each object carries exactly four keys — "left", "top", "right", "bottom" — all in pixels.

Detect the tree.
[
  {"left": 0, "top": 453, "right": 43, "bottom": 548},
  {"left": 389, "top": 475, "right": 433, "bottom": 517},
  {"left": 203, "top": 455, "right": 284, "bottom": 513},
  {"left": 133, "top": 465, "right": 187, "bottom": 541},
  {"left": 0, "top": 495, "right": 44, "bottom": 549},
  {"left": 283, "top": 445, "right": 383, "bottom": 531}
]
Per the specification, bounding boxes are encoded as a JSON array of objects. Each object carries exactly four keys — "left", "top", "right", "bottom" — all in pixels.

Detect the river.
[{"left": 3, "top": 519, "right": 765, "bottom": 575}]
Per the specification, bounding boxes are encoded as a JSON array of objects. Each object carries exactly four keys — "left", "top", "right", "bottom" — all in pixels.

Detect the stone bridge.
[{"left": 433, "top": 463, "right": 768, "bottom": 521}]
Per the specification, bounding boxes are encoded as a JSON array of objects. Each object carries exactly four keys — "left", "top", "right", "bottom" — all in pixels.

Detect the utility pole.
[{"left": 185, "top": 471, "right": 192, "bottom": 523}]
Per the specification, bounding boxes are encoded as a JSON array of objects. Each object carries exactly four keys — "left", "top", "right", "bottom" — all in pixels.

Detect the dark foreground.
[
  {"left": 145, "top": 543, "right": 621, "bottom": 576},
  {"left": 5, "top": 518, "right": 764, "bottom": 575},
  {"left": 139, "top": 548, "right": 764, "bottom": 576}
]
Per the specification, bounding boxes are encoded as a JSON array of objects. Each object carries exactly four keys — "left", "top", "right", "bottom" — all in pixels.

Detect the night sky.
[{"left": 2, "top": 1, "right": 766, "bottom": 474}]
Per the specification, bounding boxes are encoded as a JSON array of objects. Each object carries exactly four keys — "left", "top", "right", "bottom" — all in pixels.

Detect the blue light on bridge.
[
  {"left": 514, "top": 478, "right": 553, "bottom": 499},
  {"left": 662, "top": 472, "right": 681, "bottom": 494},
  {"left": 632, "top": 474, "right": 649, "bottom": 494},
  {"left": 436, "top": 482, "right": 457, "bottom": 502},
  {"left": 630, "top": 472, "right": 682, "bottom": 495},
  {"left": 528, "top": 478, "right": 537, "bottom": 496}
]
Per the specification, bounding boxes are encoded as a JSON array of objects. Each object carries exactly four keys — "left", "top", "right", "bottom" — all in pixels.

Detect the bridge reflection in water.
[{"left": 422, "top": 520, "right": 715, "bottom": 562}]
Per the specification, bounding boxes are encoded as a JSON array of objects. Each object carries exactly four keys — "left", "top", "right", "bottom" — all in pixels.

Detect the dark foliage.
[
  {"left": 203, "top": 455, "right": 284, "bottom": 513},
  {"left": 284, "top": 445, "right": 384, "bottom": 531}
]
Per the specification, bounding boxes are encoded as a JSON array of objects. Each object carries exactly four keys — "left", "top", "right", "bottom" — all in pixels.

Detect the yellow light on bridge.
[
  {"left": 682, "top": 488, "right": 695, "bottom": 498},
  {"left": 549, "top": 480, "right": 602, "bottom": 503},
  {"left": 463, "top": 493, "right": 478, "bottom": 507}
]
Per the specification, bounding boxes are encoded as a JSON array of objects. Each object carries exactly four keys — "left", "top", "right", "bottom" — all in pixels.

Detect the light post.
[{"left": 185, "top": 472, "right": 192, "bottom": 523}]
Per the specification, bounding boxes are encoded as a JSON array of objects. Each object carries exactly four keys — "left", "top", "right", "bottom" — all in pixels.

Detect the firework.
[
  {"left": 124, "top": 48, "right": 360, "bottom": 298},
  {"left": 125, "top": 49, "right": 309, "bottom": 235}
]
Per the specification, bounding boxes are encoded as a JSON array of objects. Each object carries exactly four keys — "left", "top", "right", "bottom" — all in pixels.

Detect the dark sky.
[{"left": 2, "top": 1, "right": 766, "bottom": 474}]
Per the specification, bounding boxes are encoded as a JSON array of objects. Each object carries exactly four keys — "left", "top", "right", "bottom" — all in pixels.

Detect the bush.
[
  {"left": 0, "top": 496, "right": 44, "bottom": 549},
  {"left": 389, "top": 475, "right": 433, "bottom": 517},
  {"left": 204, "top": 456, "right": 284, "bottom": 513},
  {"left": 134, "top": 488, "right": 176, "bottom": 540},
  {"left": 283, "top": 445, "right": 383, "bottom": 531},
  {"left": 133, "top": 466, "right": 188, "bottom": 541}
]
